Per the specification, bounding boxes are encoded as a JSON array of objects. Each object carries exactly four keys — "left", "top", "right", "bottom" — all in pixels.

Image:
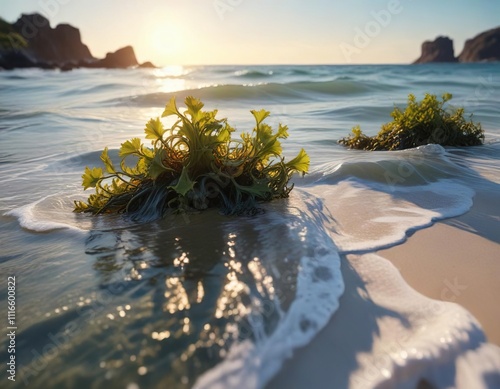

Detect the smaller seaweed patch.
[
  {"left": 338, "top": 93, "right": 484, "bottom": 150},
  {"left": 74, "top": 97, "right": 309, "bottom": 219}
]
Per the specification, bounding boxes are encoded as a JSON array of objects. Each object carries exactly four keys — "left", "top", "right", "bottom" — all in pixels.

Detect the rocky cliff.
[
  {"left": 458, "top": 27, "right": 500, "bottom": 62},
  {"left": 0, "top": 13, "right": 154, "bottom": 70},
  {"left": 11, "top": 13, "right": 93, "bottom": 64},
  {"left": 414, "top": 26, "right": 500, "bottom": 64}
]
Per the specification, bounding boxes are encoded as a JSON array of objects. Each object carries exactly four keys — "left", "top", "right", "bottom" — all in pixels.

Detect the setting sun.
[{"left": 146, "top": 22, "right": 185, "bottom": 65}]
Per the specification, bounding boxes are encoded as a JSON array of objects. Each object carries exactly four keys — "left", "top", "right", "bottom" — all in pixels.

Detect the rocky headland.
[
  {"left": 0, "top": 13, "right": 155, "bottom": 70},
  {"left": 414, "top": 26, "right": 500, "bottom": 64}
]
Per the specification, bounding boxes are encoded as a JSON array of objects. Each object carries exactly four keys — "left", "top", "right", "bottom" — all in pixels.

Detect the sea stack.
[
  {"left": 413, "top": 36, "right": 457, "bottom": 64},
  {"left": 93, "top": 46, "right": 139, "bottom": 68},
  {"left": 458, "top": 27, "right": 500, "bottom": 62}
]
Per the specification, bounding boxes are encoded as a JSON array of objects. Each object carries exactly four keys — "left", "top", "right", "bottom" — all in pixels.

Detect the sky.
[{"left": 1, "top": 0, "right": 499, "bottom": 66}]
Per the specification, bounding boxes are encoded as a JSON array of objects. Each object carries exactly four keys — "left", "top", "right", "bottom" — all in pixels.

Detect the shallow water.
[{"left": 1, "top": 64, "right": 499, "bottom": 388}]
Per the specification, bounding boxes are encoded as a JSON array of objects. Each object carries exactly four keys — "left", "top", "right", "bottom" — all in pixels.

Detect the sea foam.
[
  {"left": 342, "top": 254, "right": 500, "bottom": 389},
  {"left": 6, "top": 197, "right": 76, "bottom": 232},
  {"left": 5, "top": 194, "right": 89, "bottom": 233}
]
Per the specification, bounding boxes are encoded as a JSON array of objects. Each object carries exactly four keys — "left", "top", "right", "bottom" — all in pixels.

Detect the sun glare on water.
[{"left": 152, "top": 66, "right": 188, "bottom": 93}]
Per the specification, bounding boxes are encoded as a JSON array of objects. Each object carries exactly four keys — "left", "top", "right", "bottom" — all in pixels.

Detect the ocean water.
[{"left": 0, "top": 64, "right": 499, "bottom": 388}]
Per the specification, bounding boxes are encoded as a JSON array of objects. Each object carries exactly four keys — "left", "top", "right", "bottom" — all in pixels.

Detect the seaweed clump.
[
  {"left": 74, "top": 97, "right": 309, "bottom": 219},
  {"left": 338, "top": 93, "right": 484, "bottom": 150}
]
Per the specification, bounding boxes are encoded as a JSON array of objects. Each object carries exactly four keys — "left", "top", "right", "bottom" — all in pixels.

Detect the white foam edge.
[
  {"left": 5, "top": 195, "right": 85, "bottom": 234},
  {"left": 347, "top": 253, "right": 500, "bottom": 389},
  {"left": 323, "top": 179, "right": 476, "bottom": 253},
  {"left": 194, "top": 228, "right": 344, "bottom": 388}
]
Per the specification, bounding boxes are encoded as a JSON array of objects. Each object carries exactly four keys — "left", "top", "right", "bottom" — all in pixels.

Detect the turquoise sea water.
[{"left": 0, "top": 64, "right": 499, "bottom": 388}]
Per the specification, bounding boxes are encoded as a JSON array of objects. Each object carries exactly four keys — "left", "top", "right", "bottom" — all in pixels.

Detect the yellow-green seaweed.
[
  {"left": 339, "top": 93, "right": 484, "bottom": 151},
  {"left": 74, "top": 96, "right": 309, "bottom": 219}
]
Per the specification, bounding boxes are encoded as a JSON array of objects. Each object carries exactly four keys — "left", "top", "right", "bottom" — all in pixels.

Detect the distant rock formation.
[
  {"left": 458, "top": 27, "right": 500, "bottom": 62},
  {"left": 414, "top": 26, "right": 500, "bottom": 64},
  {"left": 95, "top": 46, "right": 138, "bottom": 68},
  {"left": 11, "top": 13, "right": 93, "bottom": 64},
  {"left": 138, "top": 61, "right": 156, "bottom": 68},
  {"left": 413, "top": 36, "right": 457, "bottom": 64},
  {"left": 0, "top": 13, "right": 155, "bottom": 70}
]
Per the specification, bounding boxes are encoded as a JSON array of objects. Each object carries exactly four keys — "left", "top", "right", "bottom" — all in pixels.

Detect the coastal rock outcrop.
[
  {"left": 458, "top": 27, "right": 500, "bottom": 62},
  {"left": 1, "top": 13, "right": 155, "bottom": 70},
  {"left": 413, "top": 36, "right": 457, "bottom": 64},
  {"left": 414, "top": 26, "right": 500, "bottom": 64},
  {"left": 11, "top": 13, "right": 93, "bottom": 65},
  {"left": 94, "top": 46, "right": 138, "bottom": 68},
  {"left": 138, "top": 61, "right": 156, "bottom": 68}
]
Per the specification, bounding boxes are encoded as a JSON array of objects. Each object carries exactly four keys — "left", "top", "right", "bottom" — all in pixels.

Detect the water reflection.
[
  {"left": 17, "top": 191, "right": 336, "bottom": 388},
  {"left": 76, "top": 205, "right": 303, "bottom": 388}
]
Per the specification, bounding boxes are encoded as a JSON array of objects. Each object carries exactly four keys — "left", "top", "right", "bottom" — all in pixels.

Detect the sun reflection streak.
[
  {"left": 146, "top": 229, "right": 285, "bottom": 379},
  {"left": 152, "top": 66, "right": 190, "bottom": 94},
  {"left": 155, "top": 78, "right": 187, "bottom": 94},
  {"left": 164, "top": 277, "right": 190, "bottom": 314},
  {"left": 248, "top": 258, "right": 275, "bottom": 298},
  {"left": 196, "top": 281, "right": 205, "bottom": 303},
  {"left": 214, "top": 271, "right": 250, "bottom": 319},
  {"left": 173, "top": 252, "right": 190, "bottom": 267}
]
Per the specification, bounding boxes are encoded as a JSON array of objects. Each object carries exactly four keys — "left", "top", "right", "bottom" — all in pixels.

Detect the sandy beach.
[
  {"left": 380, "top": 190, "right": 500, "bottom": 346},
  {"left": 268, "top": 188, "right": 500, "bottom": 388}
]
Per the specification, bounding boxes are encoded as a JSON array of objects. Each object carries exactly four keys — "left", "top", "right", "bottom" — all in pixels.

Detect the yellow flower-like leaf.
[
  {"left": 82, "top": 166, "right": 103, "bottom": 190},
  {"left": 141, "top": 146, "right": 155, "bottom": 159},
  {"left": 285, "top": 148, "right": 310, "bottom": 174},
  {"left": 184, "top": 96, "right": 204, "bottom": 122},
  {"left": 162, "top": 96, "right": 179, "bottom": 118},
  {"left": 251, "top": 109, "right": 271, "bottom": 125},
  {"left": 145, "top": 117, "right": 165, "bottom": 141},
  {"left": 277, "top": 123, "right": 289, "bottom": 139},
  {"left": 119, "top": 138, "right": 142, "bottom": 157},
  {"left": 100, "top": 147, "right": 116, "bottom": 174},
  {"left": 74, "top": 200, "right": 89, "bottom": 212},
  {"left": 257, "top": 123, "right": 273, "bottom": 142}
]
